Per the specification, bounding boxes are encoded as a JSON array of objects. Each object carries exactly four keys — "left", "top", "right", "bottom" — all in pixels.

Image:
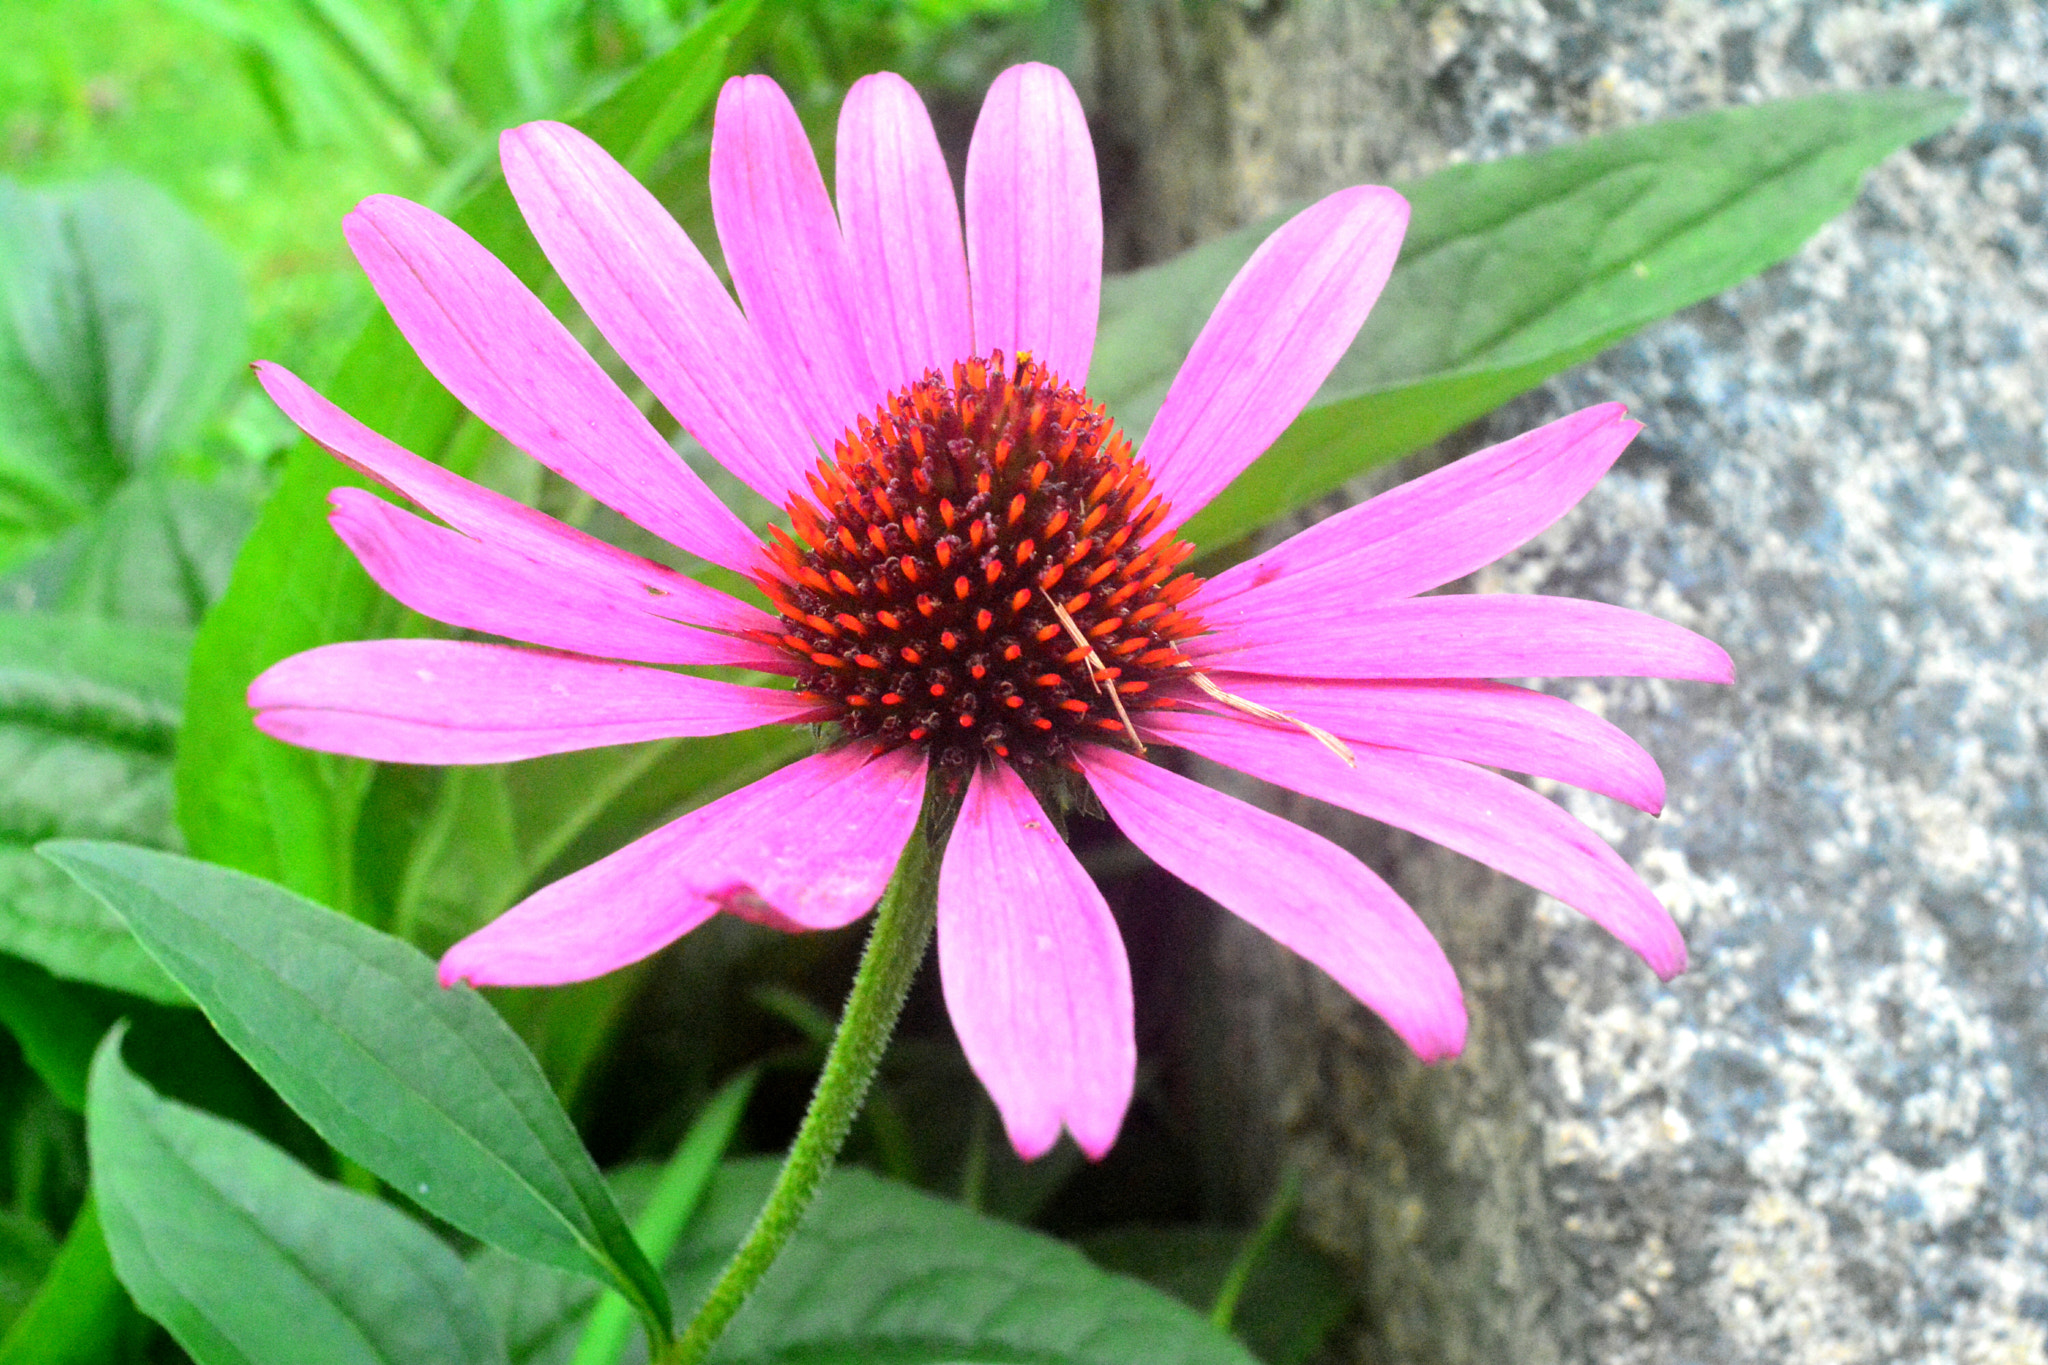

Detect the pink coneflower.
[{"left": 249, "top": 63, "right": 1730, "bottom": 1160}]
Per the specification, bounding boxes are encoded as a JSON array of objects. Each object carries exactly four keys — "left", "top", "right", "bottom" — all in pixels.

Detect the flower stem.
[{"left": 669, "top": 830, "right": 939, "bottom": 1363}]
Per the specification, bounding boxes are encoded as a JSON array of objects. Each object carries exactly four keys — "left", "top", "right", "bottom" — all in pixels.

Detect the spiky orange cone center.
[{"left": 754, "top": 353, "right": 1207, "bottom": 773}]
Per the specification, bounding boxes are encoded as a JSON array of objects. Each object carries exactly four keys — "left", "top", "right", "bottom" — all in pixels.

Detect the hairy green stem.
[{"left": 670, "top": 832, "right": 939, "bottom": 1363}]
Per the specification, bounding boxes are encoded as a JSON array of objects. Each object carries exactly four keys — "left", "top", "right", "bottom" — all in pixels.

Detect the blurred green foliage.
[
  {"left": 0, "top": 0, "right": 1066, "bottom": 369},
  {"left": 0, "top": 0, "right": 429, "bottom": 372}
]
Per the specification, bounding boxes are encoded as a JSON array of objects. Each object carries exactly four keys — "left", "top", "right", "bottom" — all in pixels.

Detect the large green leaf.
[
  {"left": 1087, "top": 88, "right": 1966, "bottom": 552},
  {"left": 472, "top": 1159, "right": 1263, "bottom": 1365},
  {"left": 0, "top": 168, "right": 261, "bottom": 628},
  {"left": 88, "top": 1024, "right": 506, "bottom": 1365},
  {"left": 0, "top": 609, "right": 186, "bottom": 729},
  {"left": 177, "top": 0, "right": 773, "bottom": 913},
  {"left": 24, "top": 471, "right": 260, "bottom": 629},
  {"left": 0, "top": 612, "right": 186, "bottom": 1003},
  {"left": 669, "top": 1160, "right": 1261, "bottom": 1365},
  {"left": 1079, "top": 1225, "right": 1349, "bottom": 1365},
  {"left": 40, "top": 841, "right": 671, "bottom": 1339},
  {"left": 471, "top": 1252, "right": 600, "bottom": 1365},
  {"left": 0, "top": 175, "right": 246, "bottom": 566}
]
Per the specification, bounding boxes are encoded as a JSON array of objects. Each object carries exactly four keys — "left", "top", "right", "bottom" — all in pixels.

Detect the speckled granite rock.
[{"left": 1091, "top": 3, "right": 2048, "bottom": 1362}]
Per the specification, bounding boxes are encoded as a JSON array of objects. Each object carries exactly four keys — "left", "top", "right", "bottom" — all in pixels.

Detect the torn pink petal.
[
  {"left": 1191, "top": 594, "right": 1735, "bottom": 684},
  {"left": 1199, "top": 404, "right": 1638, "bottom": 616},
  {"left": 1078, "top": 745, "right": 1467, "bottom": 1062},
  {"left": 836, "top": 73, "right": 973, "bottom": 394},
  {"left": 1142, "top": 187, "right": 1409, "bottom": 532},
  {"left": 343, "top": 195, "right": 759, "bottom": 571},
  {"left": 938, "top": 762, "right": 1134, "bottom": 1160},
  {"left": 249, "top": 640, "right": 820, "bottom": 764},
  {"left": 500, "top": 121, "right": 818, "bottom": 506},
  {"left": 330, "top": 490, "right": 787, "bottom": 670},
  {"left": 256, "top": 362, "right": 772, "bottom": 636},
  {"left": 1145, "top": 710, "right": 1687, "bottom": 979},
  {"left": 440, "top": 746, "right": 927, "bottom": 987},
  {"left": 711, "top": 76, "right": 883, "bottom": 450},
  {"left": 964, "top": 63, "right": 1101, "bottom": 385},
  {"left": 1196, "top": 674, "right": 1666, "bottom": 813}
]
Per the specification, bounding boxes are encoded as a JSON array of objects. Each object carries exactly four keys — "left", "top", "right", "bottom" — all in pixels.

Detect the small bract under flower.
[
  {"left": 758, "top": 351, "right": 1200, "bottom": 771},
  {"left": 247, "top": 61, "right": 1731, "bottom": 1162}
]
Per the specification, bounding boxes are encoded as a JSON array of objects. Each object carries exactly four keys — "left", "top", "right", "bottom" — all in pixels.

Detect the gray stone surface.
[{"left": 1091, "top": 2, "right": 2048, "bottom": 1362}]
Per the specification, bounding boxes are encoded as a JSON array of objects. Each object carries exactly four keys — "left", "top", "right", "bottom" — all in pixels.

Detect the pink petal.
[
  {"left": 499, "top": 122, "right": 817, "bottom": 506},
  {"left": 710, "top": 76, "right": 883, "bottom": 450},
  {"left": 330, "top": 490, "right": 787, "bottom": 670},
  {"left": 937, "top": 762, "right": 1134, "bottom": 1161},
  {"left": 1077, "top": 745, "right": 1467, "bottom": 1062},
  {"left": 344, "top": 196, "right": 759, "bottom": 572},
  {"left": 836, "top": 73, "right": 973, "bottom": 394},
  {"left": 250, "top": 640, "right": 819, "bottom": 764},
  {"left": 1190, "top": 594, "right": 1735, "bottom": 684},
  {"left": 1195, "top": 674, "right": 1666, "bottom": 813},
  {"left": 1198, "top": 404, "right": 1639, "bottom": 616},
  {"left": 1144, "top": 710, "right": 1687, "bottom": 979},
  {"left": 1141, "top": 187, "right": 1408, "bottom": 532},
  {"left": 964, "top": 63, "right": 1101, "bottom": 385},
  {"left": 256, "top": 362, "right": 772, "bottom": 636},
  {"left": 440, "top": 746, "right": 927, "bottom": 987}
]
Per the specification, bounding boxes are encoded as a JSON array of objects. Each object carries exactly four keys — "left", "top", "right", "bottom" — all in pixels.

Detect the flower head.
[{"left": 250, "top": 64, "right": 1731, "bottom": 1160}]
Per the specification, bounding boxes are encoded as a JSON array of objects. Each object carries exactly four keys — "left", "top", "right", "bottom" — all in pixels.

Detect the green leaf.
[
  {"left": 0, "top": 174, "right": 246, "bottom": 476},
  {"left": 26, "top": 470, "right": 260, "bottom": 630},
  {"left": 0, "top": 606, "right": 186, "bottom": 725},
  {"left": 0, "top": 612, "right": 187, "bottom": 1004},
  {"left": 465, "top": 1166, "right": 690, "bottom": 1365},
  {"left": 668, "top": 1160, "right": 1261, "bottom": 1365},
  {"left": 1079, "top": 1226, "right": 1350, "bottom": 1365},
  {"left": 177, "top": 0, "right": 775, "bottom": 911},
  {"left": 570, "top": 1070, "right": 757, "bottom": 1365},
  {"left": 1087, "top": 88, "right": 1966, "bottom": 552},
  {"left": 474, "top": 1157, "right": 1266, "bottom": 1365},
  {"left": 6, "top": 465, "right": 262, "bottom": 634},
  {"left": 0, "top": 1197, "right": 140, "bottom": 1365},
  {"left": 87, "top": 1023, "right": 507, "bottom": 1365},
  {"left": 40, "top": 841, "right": 672, "bottom": 1339},
  {"left": 470, "top": 1251, "right": 599, "bottom": 1365},
  {"left": 0, "top": 175, "right": 246, "bottom": 571}
]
